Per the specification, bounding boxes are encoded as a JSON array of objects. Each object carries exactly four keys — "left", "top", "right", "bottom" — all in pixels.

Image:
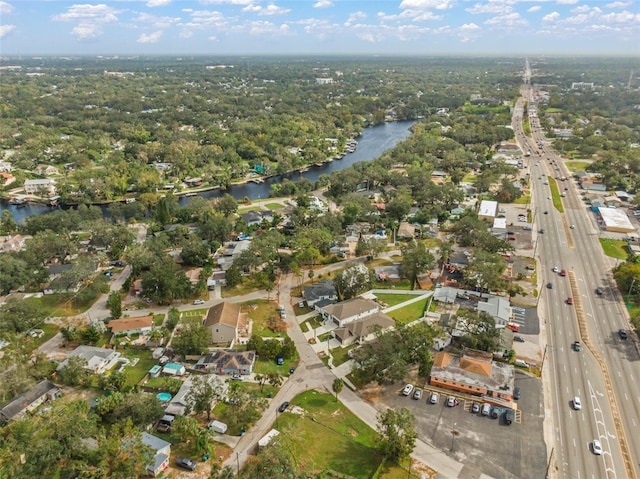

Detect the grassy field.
[
  {"left": 565, "top": 160, "right": 591, "bottom": 172},
  {"left": 24, "top": 293, "right": 92, "bottom": 317},
  {"left": 240, "top": 299, "right": 287, "bottom": 338},
  {"left": 513, "top": 194, "right": 531, "bottom": 205},
  {"left": 374, "top": 293, "right": 419, "bottom": 307},
  {"left": 462, "top": 173, "right": 477, "bottom": 183},
  {"left": 373, "top": 279, "right": 413, "bottom": 290},
  {"left": 385, "top": 298, "right": 428, "bottom": 325},
  {"left": 118, "top": 348, "right": 157, "bottom": 390},
  {"left": 599, "top": 238, "right": 629, "bottom": 259},
  {"left": 264, "top": 202, "right": 284, "bottom": 210},
  {"left": 275, "top": 390, "right": 382, "bottom": 478},
  {"left": 548, "top": 177, "right": 565, "bottom": 213},
  {"left": 330, "top": 344, "right": 356, "bottom": 367}
]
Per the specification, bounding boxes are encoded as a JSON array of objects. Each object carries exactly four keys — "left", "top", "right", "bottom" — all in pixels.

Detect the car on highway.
[
  {"left": 539, "top": 228, "right": 544, "bottom": 234},
  {"left": 595, "top": 288, "right": 603, "bottom": 295},
  {"left": 514, "top": 335, "right": 525, "bottom": 342},
  {"left": 573, "top": 340, "right": 582, "bottom": 351},
  {"left": 544, "top": 210, "right": 548, "bottom": 214},
  {"left": 547, "top": 282, "right": 553, "bottom": 289},
  {"left": 560, "top": 269, "right": 567, "bottom": 277},
  {"left": 552, "top": 266, "right": 560, "bottom": 273},
  {"left": 618, "top": 329, "right": 628, "bottom": 340},
  {"left": 278, "top": 401, "right": 290, "bottom": 413},
  {"left": 592, "top": 439, "right": 603, "bottom": 455},
  {"left": 176, "top": 457, "right": 197, "bottom": 471},
  {"left": 573, "top": 397, "right": 582, "bottom": 410},
  {"left": 567, "top": 297, "right": 573, "bottom": 305},
  {"left": 402, "top": 384, "right": 414, "bottom": 396},
  {"left": 570, "top": 224, "right": 575, "bottom": 229},
  {"left": 413, "top": 388, "right": 422, "bottom": 400}
]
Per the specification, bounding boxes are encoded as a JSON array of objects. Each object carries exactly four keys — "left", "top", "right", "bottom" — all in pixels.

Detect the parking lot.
[{"left": 372, "top": 371, "right": 547, "bottom": 479}]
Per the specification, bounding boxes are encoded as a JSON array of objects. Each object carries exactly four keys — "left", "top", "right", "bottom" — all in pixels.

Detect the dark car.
[
  {"left": 618, "top": 329, "right": 628, "bottom": 340},
  {"left": 514, "top": 387, "right": 521, "bottom": 400},
  {"left": 595, "top": 288, "right": 603, "bottom": 295},
  {"left": 547, "top": 282, "right": 553, "bottom": 289},
  {"left": 514, "top": 335, "right": 525, "bottom": 343},
  {"left": 176, "top": 457, "right": 197, "bottom": 471},
  {"left": 544, "top": 210, "right": 548, "bottom": 214},
  {"left": 539, "top": 228, "right": 545, "bottom": 234},
  {"left": 278, "top": 401, "right": 290, "bottom": 413}
]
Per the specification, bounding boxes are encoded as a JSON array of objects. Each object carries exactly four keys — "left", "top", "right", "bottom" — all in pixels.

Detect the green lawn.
[
  {"left": 274, "top": 390, "right": 383, "bottom": 479},
  {"left": 117, "top": 349, "right": 157, "bottom": 390},
  {"left": 372, "top": 279, "right": 413, "bottom": 290},
  {"left": 513, "top": 194, "right": 531, "bottom": 205},
  {"left": 565, "top": 161, "right": 590, "bottom": 172},
  {"left": 253, "top": 358, "right": 297, "bottom": 377},
  {"left": 374, "top": 293, "right": 419, "bottom": 307},
  {"left": 264, "top": 202, "right": 284, "bottom": 210},
  {"left": 599, "top": 238, "right": 629, "bottom": 259},
  {"left": 386, "top": 298, "right": 428, "bottom": 325},
  {"left": 330, "top": 344, "right": 356, "bottom": 367},
  {"left": 462, "top": 173, "right": 477, "bottom": 183},
  {"left": 152, "top": 313, "right": 165, "bottom": 327},
  {"left": 240, "top": 299, "right": 287, "bottom": 338}
]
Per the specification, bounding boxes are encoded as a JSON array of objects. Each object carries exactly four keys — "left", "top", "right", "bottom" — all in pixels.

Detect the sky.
[{"left": 0, "top": 0, "right": 638, "bottom": 56}]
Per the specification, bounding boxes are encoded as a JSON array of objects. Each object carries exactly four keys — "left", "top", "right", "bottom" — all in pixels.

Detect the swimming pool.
[{"left": 157, "top": 392, "right": 172, "bottom": 402}]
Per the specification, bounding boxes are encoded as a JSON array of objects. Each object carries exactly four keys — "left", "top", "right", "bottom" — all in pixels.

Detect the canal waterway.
[{"left": 1, "top": 120, "right": 416, "bottom": 222}]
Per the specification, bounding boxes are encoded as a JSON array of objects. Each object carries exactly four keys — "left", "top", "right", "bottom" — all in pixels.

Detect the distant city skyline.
[{"left": 0, "top": 0, "right": 638, "bottom": 56}]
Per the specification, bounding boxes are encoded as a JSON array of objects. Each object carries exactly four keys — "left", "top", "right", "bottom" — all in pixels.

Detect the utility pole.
[{"left": 545, "top": 447, "right": 554, "bottom": 478}]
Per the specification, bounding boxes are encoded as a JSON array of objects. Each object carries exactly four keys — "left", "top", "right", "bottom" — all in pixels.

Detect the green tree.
[
  {"left": 376, "top": 407, "right": 417, "bottom": 462},
  {"left": 333, "top": 263, "right": 373, "bottom": 300},
  {"left": 107, "top": 290, "right": 123, "bottom": 319},
  {"left": 225, "top": 264, "right": 242, "bottom": 288},
  {"left": 187, "top": 375, "right": 218, "bottom": 421},
  {"left": 171, "top": 316, "right": 210, "bottom": 357},
  {"left": 57, "top": 356, "right": 93, "bottom": 387},
  {"left": 332, "top": 378, "right": 344, "bottom": 401},
  {"left": 464, "top": 249, "right": 508, "bottom": 295},
  {"left": 456, "top": 310, "right": 501, "bottom": 352},
  {"left": 400, "top": 240, "right": 435, "bottom": 290},
  {"left": 166, "top": 307, "right": 181, "bottom": 331},
  {"left": 214, "top": 193, "right": 238, "bottom": 217}
]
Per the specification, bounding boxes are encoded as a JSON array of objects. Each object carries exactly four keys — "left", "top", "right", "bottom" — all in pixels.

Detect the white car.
[
  {"left": 430, "top": 392, "right": 440, "bottom": 404},
  {"left": 592, "top": 439, "right": 603, "bottom": 455},
  {"left": 573, "top": 397, "right": 582, "bottom": 410},
  {"left": 447, "top": 396, "right": 458, "bottom": 407},
  {"left": 552, "top": 266, "right": 560, "bottom": 273},
  {"left": 193, "top": 299, "right": 205, "bottom": 305},
  {"left": 402, "top": 384, "right": 414, "bottom": 396}
]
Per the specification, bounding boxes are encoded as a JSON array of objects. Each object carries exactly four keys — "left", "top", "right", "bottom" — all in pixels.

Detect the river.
[{"left": 1, "top": 120, "right": 415, "bottom": 222}]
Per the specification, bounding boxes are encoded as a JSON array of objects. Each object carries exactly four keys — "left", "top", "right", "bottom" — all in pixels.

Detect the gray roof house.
[
  {"left": 240, "top": 210, "right": 274, "bottom": 227},
  {"left": 333, "top": 312, "right": 395, "bottom": 346},
  {"left": 56, "top": 345, "right": 121, "bottom": 374},
  {"left": 141, "top": 432, "right": 171, "bottom": 477},
  {"left": 303, "top": 280, "right": 338, "bottom": 308},
  {"left": 194, "top": 349, "right": 256, "bottom": 376},
  {"left": 165, "top": 375, "right": 227, "bottom": 416},
  {"left": 0, "top": 380, "right": 61, "bottom": 423},
  {"left": 319, "top": 298, "right": 379, "bottom": 327},
  {"left": 477, "top": 296, "right": 512, "bottom": 327}
]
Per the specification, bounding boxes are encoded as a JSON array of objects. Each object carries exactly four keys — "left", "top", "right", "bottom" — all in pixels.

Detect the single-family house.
[
  {"left": 216, "top": 240, "right": 251, "bottom": 271},
  {"left": 397, "top": 222, "right": 416, "bottom": 240},
  {"left": 107, "top": 315, "right": 154, "bottom": 336},
  {"left": 333, "top": 312, "right": 394, "bottom": 346},
  {"left": 303, "top": 280, "right": 338, "bottom": 308},
  {"left": 184, "top": 267, "right": 203, "bottom": 286},
  {"left": 319, "top": 298, "right": 379, "bottom": 327},
  {"left": 429, "top": 349, "right": 516, "bottom": 403},
  {"left": 0, "top": 160, "right": 13, "bottom": 172},
  {"left": 194, "top": 349, "right": 256, "bottom": 375},
  {"left": 184, "top": 177, "right": 203, "bottom": 187},
  {"left": 240, "top": 210, "right": 274, "bottom": 227},
  {"left": 165, "top": 374, "right": 227, "bottom": 416},
  {"left": 374, "top": 264, "right": 402, "bottom": 282},
  {"left": 203, "top": 302, "right": 252, "bottom": 345},
  {"left": 0, "top": 380, "right": 61, "bottom": 423},
  {"left": 477, "top": 296, "right": 512, "bottom": 328},
  {"left": 1, "top": 172, "right": 15, "bottom": 186},
  {"left": 604, "top": 195, "right": 622, "bottom": 208},
  {"left": 0, "top": 234, "right": 30, "bottom": 253},
  {"left": 24, "top": 178, "right": 56, "bottom": 195},
  {"left": 141, "top": 432, "right": 171, "bottom": 477},
  {"left": 56, "top": 345, "right": 121, "bottom": 375},
  {"left": 34, "top": 164, "right": 60, "bottom": 176}
]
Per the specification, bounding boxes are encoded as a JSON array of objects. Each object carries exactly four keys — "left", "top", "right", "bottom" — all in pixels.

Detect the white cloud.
[
  {"left": 572, "top": 5, "right": 591, "bottom": 13},
  {"left": 378, "top": 9, "right": 443, "bottom": 22},
  {"left": 52, "top": 4, "right": 120, "bottom": 23},
  {"left": 0, "top": 1, "right": 13, "bottom": 15},
  {"left": 345, "top": 11, "right": 367, "bottom": 26},
  {"left": 133, "top": 12, "right": 181, "bottom": 29},
  {"left": 137, "top": 30, "right": 163, "bottom": 43},
  {"left": 399, "top": 0, "right": 455, "bottom": 9},
  {"left": 71, "top": 23, "right": 103, "bottom": 40},
  {"left": 527, "top": 6, "right": 541, "bottom": 13},
  {"left": 458, "top": 22, "right": 481, "bottom": 42},
  {"left": 542, "top": 11, "right": 561, "bottom": 22},
  {"left": 557, "top": 0, "right": 579, "bottom": 4},
  {"left": 207, "top": 35, "right": 217, "bottom": 41},
  {"left": 313, "top": 0, "right": 333, "bottom": 8},
  {"left": 245, "top": 20, "right": 290, "bottom": 35},
  {"left": 243, "top": 4, "right": 291, "bottom": 16},
  {"left": 605, "top": 1, "right": 632, "bottom": 8},
  {"left": 146, "top": 0, "right": 171, "bottom": 7},
  {"left": 466, "top": 2, "right": 513, "bottom": 15},
  {"left": 0, "top": 24, "right": 15, "bottom": 38},
  {"left": 484, "top": 12, "right": 528, "bottom": 27},
  {"left": 200, "top": 0, "right": 253, "bottom": 5}
]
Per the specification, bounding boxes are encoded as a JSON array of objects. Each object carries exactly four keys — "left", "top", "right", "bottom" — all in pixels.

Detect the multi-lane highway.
[{"left": 514, "top": 62, "right": 639, "bottom": 479}]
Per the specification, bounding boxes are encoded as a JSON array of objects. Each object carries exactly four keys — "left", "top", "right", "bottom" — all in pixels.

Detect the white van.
[
  {"left": 514, "top": 359, "right": 530, "bottom": 368},
  {"left": 481, "top": 403, "right": 491, "bottom": 416}
]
